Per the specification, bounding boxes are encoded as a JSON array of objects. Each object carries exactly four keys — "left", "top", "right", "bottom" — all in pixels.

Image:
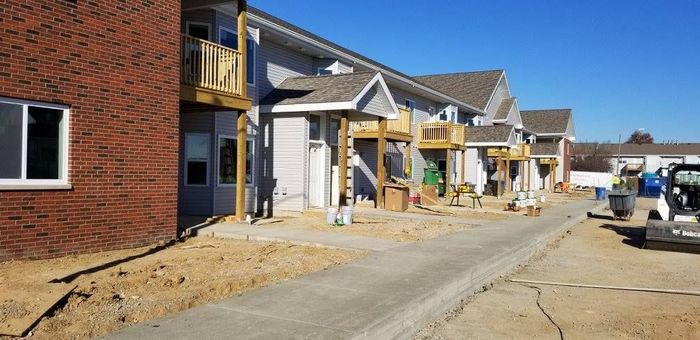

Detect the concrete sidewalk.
[
  {"left": 104, "top": 199, "right": 605, "bottom": 340},
  {"left": 190, "top": 222, "right": 403, "bottom": 252}
]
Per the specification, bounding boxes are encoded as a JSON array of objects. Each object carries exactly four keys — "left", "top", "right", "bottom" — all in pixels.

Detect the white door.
[
  {"left": 308, "top": 144, "right": 324, "bottom": 208},
  {"left": 331, "top": 165, "right": 339, "bottom": 206}
]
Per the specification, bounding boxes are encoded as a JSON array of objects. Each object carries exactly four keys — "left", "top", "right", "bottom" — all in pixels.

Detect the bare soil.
[
  {"left": 0, "top": 237, "right": 363, "bottom": 339},
  {"left": 415, "top": 198, "right": 700, "bottom": 339},
  {"left": 260, "top": 211, "right": 473, "bottom": 242}
]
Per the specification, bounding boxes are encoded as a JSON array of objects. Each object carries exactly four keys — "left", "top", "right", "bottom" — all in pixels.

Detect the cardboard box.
[
  {"left": 420, "top": 185, "right": 439, "bottom": 206},
  {"left": 384, "top": 184, "right": 409, "bottom": 212}
]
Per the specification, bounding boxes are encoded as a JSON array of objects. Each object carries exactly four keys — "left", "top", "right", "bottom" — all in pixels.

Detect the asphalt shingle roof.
[
  {"left": 530, "top": 143, "right": 560, "bottom": 156},
  {"left": 572, "top": 143, "right": 700, "bottom": 156},
  {"left": 521, "top": 109, "right": 572, "bottom": 134},
  {"left": 494, "top": 97, "right": 515, "bottom": 121},
  {"left": 465, "top": 125, "right": 514, "bottom": 144},
  {"left": 413, "top": 70, "right": 504, "bottom": 110},
  {"left": 260, "top": 71, "right": 378, "bottom": 106}
]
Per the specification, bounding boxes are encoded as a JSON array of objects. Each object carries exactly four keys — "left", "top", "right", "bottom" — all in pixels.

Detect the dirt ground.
[
  {"left": 0, "top": 237, "right": 363, "bottom": 339},
  {"left": 258, "top": 211, "right": 473, "bottom": 242},
  {"left": 415, "top": 197, "right": 700, "bottom": 340}
]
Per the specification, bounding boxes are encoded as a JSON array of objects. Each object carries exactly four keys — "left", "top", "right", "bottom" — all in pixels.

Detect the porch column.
[
  {"left": 376, "top": 117, "right": 387, "bottom": 208},
  {"left": 446, "top": 149, "right": 452, "bottom": 193},
  {"left": 505, "top": 149, "right": 511, "bottom": 193},
  {"left": 549, "top": 161, "right": 554, "bottom": 193},
  {"left": 496, "top": 148, "right": 502, "bottom": 198},
  {"left": 460, "top": 150, "right": 465, "bottom": 184},
  {"left": 405, "top": 142, "right": 412, "bottom": 178},
  {"left": 553, "top": 161, "right": 558, "bottom": 191},
  {"left": 527, "top": 160, "right": 531, "bottom": 191},
  {"left": 235, "top": 110, "right": 247, "bottom": 221},
  {"left": 237, "top": 0, "right": 248, "bottom": 96},
  {"left": 339, "top": 111, "right": 349, "bottom": 206}
]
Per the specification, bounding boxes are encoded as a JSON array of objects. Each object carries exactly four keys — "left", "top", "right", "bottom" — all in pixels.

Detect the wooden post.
[
  {"left": 405, "top": 142, "right": 412, "bottom": 179},
  {"left": 496, "top": 148, "right": 502, "bottom": 198},
  {"left": 235, "top": 110, "right": 247, "bottom": 221},
  {"left": 460, "top": 150, "right": 465, "bottom": 184},
  {"left": 553, "top": 161, "right": 558, "bottom": 192},
  {"left": 549, "top": 161, "right": 554, "bottom": 193},
  {"left": 376, "top": 117, "right": 387, "bottom": 208},
  {"left": 339, "top": 111, "right": 349, "bottom": 206},
  {"left": 446, "top": 149, "right": 452, "bottom": 194},
  {"left": 237, "top": 0, "right": 247, "bottom": 98},
  {"left": 506, "top": 149, "right": 511, "bottom": 193}
]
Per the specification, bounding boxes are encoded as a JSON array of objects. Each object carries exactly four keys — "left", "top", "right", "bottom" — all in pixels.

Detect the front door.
[{"left": 308, "top": 144, "right": 324, "bottom": 208}]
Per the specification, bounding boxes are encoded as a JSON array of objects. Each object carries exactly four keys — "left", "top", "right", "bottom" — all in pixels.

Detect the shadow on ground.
[{"left": 599, "top": 224, "right": 646, "bottom": 249}]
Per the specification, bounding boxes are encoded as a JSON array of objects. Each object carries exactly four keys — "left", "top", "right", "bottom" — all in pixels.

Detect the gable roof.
[
  {"left": 248, "top": 7, "right": 484, "bottom": 115},
  {"left": 413, "top": 70, "right": 504, "bottom": 111},
  {"left": 259, "top": 71, "right": 399, "bottom": 118},
  {"left": 465, "top": 125, "right": 515, "bottom": 146},
  {"left": 494, "top": 97, "right": 516, "bottom": 121},
  {"left": 521, "top": 109, "right": 572, "bottom": 135},
  {"left": 530, "top": 143, "right": 560, "bottom": 158}
]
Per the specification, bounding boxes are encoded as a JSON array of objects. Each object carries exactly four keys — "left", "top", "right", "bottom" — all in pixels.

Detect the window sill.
[{"left": 0, "top": 184, "right": 73, "bottom": 191}]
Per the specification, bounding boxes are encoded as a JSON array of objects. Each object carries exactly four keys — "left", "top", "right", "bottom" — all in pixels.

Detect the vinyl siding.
[
  {"left": 484, "top": 78, "right": 510, "bottom": 124},
  {"left": 259, "top": 113, "right": 307, "bottom": 212},
  {"left": 179, "top": 112, "right": 215, "bottom": 216},
  {"left": 353, "top": 140, "right": 405, "bottom": 200},
  {"left": 356, "top": 85, "right": 394, "bottom": 117},
  {"left": 337, "top": 60, "right": 353, "bottom": 74},
  {"left": 257, "top": 39, "right": 314, "bottom": 100}
]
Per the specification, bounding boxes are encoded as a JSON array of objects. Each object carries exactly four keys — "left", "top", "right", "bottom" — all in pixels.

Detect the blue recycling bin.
[
  {"left": 595, "top": 187, "right": 606, "bottom": 200},
  {"left": 638, "top": 177, "right": 665, "bottom": 198}
]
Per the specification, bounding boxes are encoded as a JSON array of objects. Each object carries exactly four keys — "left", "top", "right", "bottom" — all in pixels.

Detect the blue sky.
[{"left": 251, "top": 0, "right": 699, "bottom": 143}]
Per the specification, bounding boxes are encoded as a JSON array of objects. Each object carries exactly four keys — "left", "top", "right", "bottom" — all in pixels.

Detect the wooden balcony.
[
  {"left": 352, "top": 107, "right": 413, "bottom": 142},
  {"left": 417, "top": 122, "right": 466, "bottom": 150},
  {"left": 488, "top": 143, "right": 531, "bottom": 160},
  {"left": 180, "top": 34, "right": 252, "bottom": 111}
]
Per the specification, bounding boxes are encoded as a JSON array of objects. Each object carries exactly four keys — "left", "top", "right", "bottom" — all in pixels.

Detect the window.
[
  {"left": 218, "top": 27, "right": 256, "bottom": 85},
  {"left": 309, "top": 114, "right": 321, "bottom": 141},
  {"left": 439, "top": 110, "right": 448, "bottom": 122},
  {"left": 451, "top": 110, "right": 457, "bottom": 123},
  {"left": 317, "top": 67, "right": 333, "bottom": 76},
  {"left": 0, "top": 98, "right": 69, "bottom": 188},
  {"left": 218, "top": 137, "right": 253, "bottom": 185},
  {"left": 185, "top": 133, "right": 210, "bottom": 186},
  {"left": 329, "top": 118, "right": 340, "bottom": 146},
  {"left": 187, "top": 22, "right": 211, "bottom": 40},
  {"left": 406, "top": 99, "right": 416, "bottom": 124}
]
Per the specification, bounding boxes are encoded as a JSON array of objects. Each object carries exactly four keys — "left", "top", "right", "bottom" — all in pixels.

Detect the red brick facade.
[
  {"left": 563, "top": 139, "right": 572, "bottom": 182},
  {"left": 0, "top": 0, "right": 181, "bottom": 260}
]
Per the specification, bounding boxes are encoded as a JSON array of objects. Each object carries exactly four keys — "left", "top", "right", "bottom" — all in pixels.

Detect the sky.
[{"left": 251, "top": 0, "right": 700, "bottom": 143}]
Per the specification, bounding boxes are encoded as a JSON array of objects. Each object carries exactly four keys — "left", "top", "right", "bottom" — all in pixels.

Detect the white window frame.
[
  {"left": 308, "top": 113, "right": 325, "bottom": 144},
  {"left": 218, "top": 26, "right": 257, "bottom": 87},
  {"left": 329, "top": 117, "right": 340, "bottom": 146},
  {"left": 0, "top": 97, "right": 70, "bottom": 190},
  {"left": 406, "top": 99, "right": 416, "bottom": 124},
  {"left": 316, "top": 67, "right": 333, "bottom": 76},
  {"left": 216, "top": 135, "right": 254, "bottom": 187},
  {"left": 184, "top": 132, "right": 210, "bottom": 187},
  {"left": 186, "top": 21, "right": 212, "bottom": 40}
]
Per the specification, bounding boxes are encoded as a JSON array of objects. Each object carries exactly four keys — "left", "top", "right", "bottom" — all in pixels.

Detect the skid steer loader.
[{"left": 646, "top": 163, "right": 700, "bottom": 253}]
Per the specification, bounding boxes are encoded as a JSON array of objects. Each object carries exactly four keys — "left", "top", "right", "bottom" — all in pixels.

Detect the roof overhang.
[
  {"left": 466, "top": 142, "right": 509, "bottom": 147},
  {"left": 259, "top": 72, "right": 400, "bottom": 120},
  {"left": 531, "top": 154, "right": 560, "bottom": 159},
  {"left": 245, "top": 10, "right": 486, "bottom": 116}
]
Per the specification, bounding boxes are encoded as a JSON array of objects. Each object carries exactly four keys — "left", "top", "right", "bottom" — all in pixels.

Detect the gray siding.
[
  {"left": 259, "top": 113, "right": 307, "bottom": 212},
  {"left": 356, "top": 85, "right": 394, "bottom": 117},
  {"left": 484, "top": 77, "right": 509, "bottom": 124},
  {"left": 353, "top": 141, "right": 405, "bottom": 200},
  {"left": 257, "top": 39, "right": 314, "bottom": 100},
  {"left": 179, "top": 112, "right": 215, "bottom": 216},
  {"left": 338, "top": 60, "right": 353, "bottom": 74}
]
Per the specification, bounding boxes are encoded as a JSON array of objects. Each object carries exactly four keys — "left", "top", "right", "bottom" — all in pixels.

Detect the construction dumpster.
[
  {"left": 609, "top": 190, "right": 637, "bottom": 221},
  {"left": 638, "top": 177, "right": 665, "bottom": 198}
]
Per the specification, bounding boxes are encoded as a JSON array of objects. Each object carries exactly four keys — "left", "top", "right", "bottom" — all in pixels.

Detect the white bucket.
[
  {"left": 341, "top": 206, "right": 353, "bottom": 225},
  {"left": 540, "top": 195, "right": 547, "bottom": 203},
  {"left": 527, "top": 191, "right": 536, "bottom": 199},
  {"left": 517, "top": 191, "right": 527, "bottom": 200},
  {"left": 326, "top": 208, "right": 338, "bottom": 225}
]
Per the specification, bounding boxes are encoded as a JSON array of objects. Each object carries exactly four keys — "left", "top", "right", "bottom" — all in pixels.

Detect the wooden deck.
[
  {"left": 352, "top": 108, "right": 412, "bottom": 142},
  {"left": 417, "top": 122, "right": 466, "bottom": 150}
]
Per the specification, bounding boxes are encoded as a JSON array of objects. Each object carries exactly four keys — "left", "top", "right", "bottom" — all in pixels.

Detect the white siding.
[{"left": 257, "top": 39, "right": 314, "bottom": 100}]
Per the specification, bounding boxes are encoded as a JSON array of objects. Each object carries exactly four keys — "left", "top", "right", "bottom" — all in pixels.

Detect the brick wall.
[
  {"left": 563, "top": 139, "right": 571, "bottom": 182},
  {"left": 0, "top": 0, "right": 181, "bottom": 260}
]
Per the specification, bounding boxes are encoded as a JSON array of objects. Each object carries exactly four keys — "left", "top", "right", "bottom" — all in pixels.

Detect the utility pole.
[{"left": 616, "top": 133, "right": 622, "bottom": 175}]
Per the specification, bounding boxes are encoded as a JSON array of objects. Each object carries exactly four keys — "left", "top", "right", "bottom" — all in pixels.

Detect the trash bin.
[
  {"left": 595, "top": 187, "right": 606, "bottom": 200},
  {"left": 423, "top": 160, "right": 440, "bottom": 186},
  {"left": 638, "top": 177, "right": 665, "bottom": 198},
  {"left": 608, "top": 190, "right": 637, "bottom": 220}
]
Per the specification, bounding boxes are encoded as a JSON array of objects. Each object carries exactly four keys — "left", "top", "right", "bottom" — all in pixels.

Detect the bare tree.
[
  {"left": 571, "top": 144, "right": 613, "bottom": 173},
  {"left": 625, "top": 130, "right": 654, "bottom": 144}
]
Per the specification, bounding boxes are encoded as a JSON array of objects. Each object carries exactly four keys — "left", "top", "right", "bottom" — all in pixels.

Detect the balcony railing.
[
  {"left": 510, "top": 143, "right": 531, "bottom": 159},
  {"left": 352, "top": 107, "right": 412, "bottom": 136},
  {"left": 181, "top": 34, "right": 244, "bottom": 97},
  {"left": 418, "top": 122, "right": 466, "bottom": 148}
]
